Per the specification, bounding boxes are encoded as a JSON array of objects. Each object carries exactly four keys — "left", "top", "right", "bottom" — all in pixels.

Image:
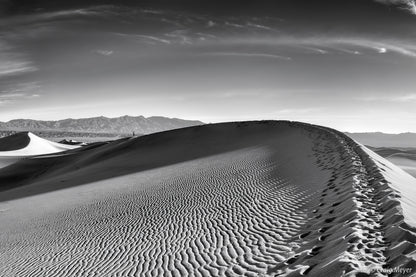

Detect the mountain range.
[
  {"left": 1, "top": 117, "right": 415, "bottom": 148},
  {"left": 345, "top": 132, "right": 416, "bottom": 148},
  {"left": 0, "top": 116, "right": 204, "bottom": 135}
]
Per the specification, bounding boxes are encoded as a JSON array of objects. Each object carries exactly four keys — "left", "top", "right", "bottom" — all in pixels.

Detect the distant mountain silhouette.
[
  {"left": 0, "top": 116, "right": 204, "bottom": 135},
  {"left": 345, "top": 132, "right": 416, "bottom": 148}
]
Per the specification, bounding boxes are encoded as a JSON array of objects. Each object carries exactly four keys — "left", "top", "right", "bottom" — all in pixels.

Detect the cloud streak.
[
  {"left": 0, "top": 38, "right": 36, "bottom": 78},
  {"left": 203, "top": 52, "right": 292, "bottom": 60},
  {"left": 94, "top": 50, "right": 114, "bottom": 56},
  {"left": 0, "top": 45, "right": 37, "bottom": 77},
  {"left": 0, "top": 60, "right": 36, "bottom": 77},
  {"left": 224, "top": 37, "right": 416, "bottom": 59},
  {"left": 116, "top": 33, "right": 172, "bottom": 44},
  {"left": 357, "top": 94, "right": 416, "bottom": 102},
  {"left": 0, "top": 91, "right": 40, "bottom": 106},
  {"left": 0, "top": 7, "right": 102, "bottom": 27},
  {"left": 374, "top": 0, "right": 416, "bottom": 14}
]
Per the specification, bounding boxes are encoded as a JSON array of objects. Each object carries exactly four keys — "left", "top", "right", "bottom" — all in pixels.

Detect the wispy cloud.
[
  {"left": 296, "top": 46, "right": 329, "bottom": 54},
  {"left": 0, "top": 39, "right": 37, "bottom": 78},
  {"left": 246, "top": 22, "right": 274, "bottom": 31},
  {"left": 0, "top": 48, "right": 37, "bottom": 78},
  {"left": 377, "top": 47, "right": 387, "bottom": 53},
  {"left": 138, "top": 35, "right": 171, "bottom": 44},
  {"left": 225, "top": 22, "right": 246, "bottom": 28},
  {"left": 94, "top": 50, "right": 114, "bottom": 56},
  {"left": 273, "top": 108, "right": 321, "bottom": 115},
  {"left": 374, "top": 0, "right": 416, "bottom": 14},
  {"left": 214, "top": 90, "right": 266, "bottom": 99},
  {"left": 166, "top": 30, "right": 193, "bottom": 45},
  {"left": 203, "top": 52, "right": 292, "bottom": 60},
  {"left": 225, "top": 37, "right": 416, "bottom": 59},
  {"left": 396, "top": 94, "right": 416, "bottom": 101},
  {"left": 1, "top": 80, "right": 41, "bottom": 96},
  {"left": 357, "top": 93, "right": 416, "bottom": 102},
  {"left": 0, "top": 8, "right": 102, "bottom": 27},
  {"left": 116, "top": 33, "right": 171, "bottom": 44},
  {"left": 0, "top": 60, "right": 36, "bottom": 77},
  {"left": 303, "top": 38, "right": 416, "bottom": 57},
  {"left": 336, "top": 39, "right": 416, "bottom": 57},
  {"left": 0, "top": 92, "right": 40, "bottom": 106}
]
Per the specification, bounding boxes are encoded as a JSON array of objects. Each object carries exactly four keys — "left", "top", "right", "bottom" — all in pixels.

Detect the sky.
[{"left": 1, "top": 0, "right": 416, "bottom": 133}]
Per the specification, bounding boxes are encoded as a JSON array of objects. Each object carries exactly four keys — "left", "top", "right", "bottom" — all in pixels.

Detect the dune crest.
[
  {"left": 0, "top": 132, "right": 79, "bottom": 169},
  {"left": 0, "top": 121, "right": 415, "bottom": 276},
  {"left": 0, "top": 132, "right": 78, "bottom": 157}
]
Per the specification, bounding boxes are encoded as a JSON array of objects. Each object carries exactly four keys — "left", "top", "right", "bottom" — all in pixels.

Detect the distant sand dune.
[
  {"left": 0, "top": 132, "right": 79, "bottom": 169},
  {"left": 387, "top": 156, "right": 416, "bottom": 178},
  {"left": 369, "top": 147, "right": 416, "bottom": 178},
  {"left": 0, "top": 132, "right": 78, "bottom": 157},
  {"left": 0, "top": 121, "right": 415, "bottom": 276},
  {"left": 0, "top": 132, "right": 31, "bottom": 151}
]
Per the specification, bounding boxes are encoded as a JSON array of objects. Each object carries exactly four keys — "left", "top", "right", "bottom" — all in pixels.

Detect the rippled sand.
[{"left": 0, "top": 121, "right": 415, "bottom": 276}]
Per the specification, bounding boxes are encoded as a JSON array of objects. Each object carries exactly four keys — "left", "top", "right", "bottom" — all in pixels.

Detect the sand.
[
  {"left": 0, "top": 132, "right": 79, "bottom": 169},
  {"left": 0, "top": 132, "right": 78, "bottom": 157},
  {"left": 0, "top": 121, "right": 415, "bottom": 276},
  {"left": 387, "top": 155, "right": 416, "bottom": 178},
  {"left": 368, "top": 147, "right": 416, "bottom": 179}
]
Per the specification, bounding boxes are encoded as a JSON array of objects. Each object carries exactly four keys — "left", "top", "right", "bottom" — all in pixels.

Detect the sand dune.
[
  {"left": 0, "top": 132, "right": 79, "bottom": 169},
  {"left": 0, "top": 121, "right": 415, "bottom": 276},
  {"left": 387, "top": 155, "right": 416, "bottom": 178},
  {"left": 369, "top": 147, "right": 416, "bottom": 179},
  {"left": 0, "top": 132, "right": 78, "bottom": 156}
]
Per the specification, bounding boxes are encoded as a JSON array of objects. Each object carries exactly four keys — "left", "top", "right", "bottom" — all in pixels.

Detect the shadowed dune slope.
[
  {"left": 0, "top": 122, "right": 315, "bottom": 199},
  {"left": 0, "top": 121, "right": 415, "bottom": 276},
  {"left": 0, "top": 132, "right": 31, "bottom": 151}
]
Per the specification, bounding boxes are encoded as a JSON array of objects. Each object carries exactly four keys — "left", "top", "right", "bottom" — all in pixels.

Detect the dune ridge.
[
  {"left": 0, "top": 121, "right": 415, "bottom": 276},
  {"left": 0, "top": 132, "right": 78, "bottom": 157},
  {"left": 0, "top": 132, "right": 31, "bottom": 151},
  {"left": 0, "top": 132, "right": 79, "bottom": 170}
]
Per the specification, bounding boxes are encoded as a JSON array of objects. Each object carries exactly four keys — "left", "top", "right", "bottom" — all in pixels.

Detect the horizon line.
[{"left": 0, "top": 116, "right": 415, "bottom": 135}]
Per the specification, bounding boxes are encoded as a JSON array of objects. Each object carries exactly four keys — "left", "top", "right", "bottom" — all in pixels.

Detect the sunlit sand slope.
[{"left": 0, "top": 121, "right": 415, "bottom": 276}]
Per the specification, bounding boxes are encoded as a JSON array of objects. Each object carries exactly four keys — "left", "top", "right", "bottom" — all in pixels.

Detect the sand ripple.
[{"left": 0, "top": 121, "right": 415, "bottom": 276}]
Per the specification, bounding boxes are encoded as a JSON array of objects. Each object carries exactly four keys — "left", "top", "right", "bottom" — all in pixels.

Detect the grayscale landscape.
[{"left": 1, "top": 0, "right": 416, "bottom": 276}]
